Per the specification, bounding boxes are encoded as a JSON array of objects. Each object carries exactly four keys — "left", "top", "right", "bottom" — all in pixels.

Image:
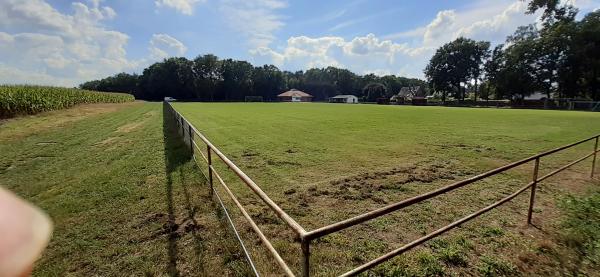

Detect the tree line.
[
  {"left": 80, "top": 55, "right": 426, "bottom": 102},
  {"left": 425, "top": 2, "right": 600, "bottom": 102}
]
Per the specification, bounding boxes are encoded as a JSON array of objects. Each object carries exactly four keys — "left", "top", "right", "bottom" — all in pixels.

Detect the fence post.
[
  {"left": 189, "top": 125, "right": 194, "bottom": 156},
  {"left": 527, "top": 157, "right": 540, "bottom": 225},
  {"left": 592, "top": 136, "right": 598, "bottom": 178},
  {"left": 180, "top": 117, "right": 184, "bottom": 138},
  {"left": 301, "top": 239, "right": 310, "bottom": 277},
  {"left": 207, "top": 145, "right": 213, "bottom": 195}
]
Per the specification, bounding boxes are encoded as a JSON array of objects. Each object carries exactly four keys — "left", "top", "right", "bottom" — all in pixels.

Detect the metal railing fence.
[{"left": 165, "top": 101, "right": 599, "bottom": 277}]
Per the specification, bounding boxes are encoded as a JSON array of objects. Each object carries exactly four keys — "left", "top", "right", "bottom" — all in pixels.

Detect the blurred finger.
[{"left": 0, "top": 187, "right": 52, "bottom": 277}]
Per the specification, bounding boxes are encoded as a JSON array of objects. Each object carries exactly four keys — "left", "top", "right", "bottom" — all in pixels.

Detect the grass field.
[
  {"left": 2, "top": 102, "right": 599, "bottom": 276},
  {"left": 173, "top": 102, "right": 600, "bottom": 276},
  {"left": 0, "top": 102, "right": 250, "bottom": 276}
]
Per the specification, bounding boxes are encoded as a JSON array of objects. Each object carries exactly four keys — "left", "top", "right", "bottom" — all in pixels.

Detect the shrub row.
[{"left": 0, "top": 85, "right": 135, "bottom": 118}]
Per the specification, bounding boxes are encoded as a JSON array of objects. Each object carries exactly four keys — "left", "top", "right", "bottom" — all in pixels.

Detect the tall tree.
[
  {"left": 252, "top": 64, "right": 285, "bottom": 101},
  {"left": 574, "top": 11, "right": 600, "bottom": 100},
  {"left": 138, "top": 57, "right": 195, "bottom": 100},
  {"left": 363, "top": 83, "right": 387, "bottom": 102},
  {"left": 425, "top": 37, "right": 490, "bottom": 102},
  {"left": 193, "top": 54, "right": 222, "bottom": 101},
  {"left": 219, "top": 59, "right": 254, "bottom": 101}
]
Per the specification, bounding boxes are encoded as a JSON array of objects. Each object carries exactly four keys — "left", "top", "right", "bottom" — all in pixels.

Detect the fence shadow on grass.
[
  {"left": 162, "top": 103, "right": 205, "bottom": 276},
  {"left": 161, "top": 103, "right": 256, "bottom": 276}
]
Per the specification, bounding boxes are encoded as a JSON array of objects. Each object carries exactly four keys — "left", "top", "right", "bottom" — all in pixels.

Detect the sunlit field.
[{"left": 174, "top": 102, "right": 600, "bottom": 275}]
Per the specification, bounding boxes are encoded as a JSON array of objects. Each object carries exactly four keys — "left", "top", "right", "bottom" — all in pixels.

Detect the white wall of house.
[
  {"left": 331, "top": 95, "right": 358, "bottom": 103},
  {"left": 345, "top": 96, "right": 358, "bottom": 103}
]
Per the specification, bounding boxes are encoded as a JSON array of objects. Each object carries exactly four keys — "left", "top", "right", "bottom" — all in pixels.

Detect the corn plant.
[{"left": 0, "top": 85, "right": 135, "bottom": 118}]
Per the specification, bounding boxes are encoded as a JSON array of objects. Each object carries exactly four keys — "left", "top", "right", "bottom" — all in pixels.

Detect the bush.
[{"left": 0, "top": 85, "right": 134, "bottom": 118}]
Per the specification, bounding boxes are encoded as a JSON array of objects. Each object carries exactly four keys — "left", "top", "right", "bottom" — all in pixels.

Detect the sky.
[{"left": 1, "top": 0, "right": 599, "bottom": 87}]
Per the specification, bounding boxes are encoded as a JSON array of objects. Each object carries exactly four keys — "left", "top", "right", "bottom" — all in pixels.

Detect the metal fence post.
[
  {"left": 592, "top": 136, "right": 598, "bottom": 178},
  {"left": 301, "top": 239, "right": 310, "bottom": 277},
  {"left": 207, "top": 145, "right": 213, "bottom": 195},
  {"left": 527, "top": 157, "right": 540, "bottom": 225},
  {"left": 189, "top": 125, "right": 194, "bottom": 155},
  {"left": 180, "top": 117, "right": 184, "bottom": 138}
]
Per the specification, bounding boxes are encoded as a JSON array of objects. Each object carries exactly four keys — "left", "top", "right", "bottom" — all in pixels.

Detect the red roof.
[{"left": 278, "top": 89, "right": 313, "bottom": 97}]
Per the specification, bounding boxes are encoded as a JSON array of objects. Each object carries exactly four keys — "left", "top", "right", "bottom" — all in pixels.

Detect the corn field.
[{"left": 0, "top": 85, "right": 135, "bottom": 118}]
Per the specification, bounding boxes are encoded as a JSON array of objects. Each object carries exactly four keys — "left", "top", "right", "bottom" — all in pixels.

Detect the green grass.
[
  {"left": 0, "top": 102, "right": 248, "bottom": 276},
  {"left": 2, "top": 102, "right": 600, "bottom": 276},
  {"left": 173, "top": 103, "right": 600, "bottom": 193},
  {"left": 171, "top": 102, "right": 600, "bottom": 275}
]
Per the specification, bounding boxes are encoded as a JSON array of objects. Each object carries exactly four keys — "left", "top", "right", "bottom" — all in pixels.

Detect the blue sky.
[{"left": 1, "top": 0, "right": 599, "bottom": 86}]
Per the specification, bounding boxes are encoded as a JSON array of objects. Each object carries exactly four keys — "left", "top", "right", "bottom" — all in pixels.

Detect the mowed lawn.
[
  {"left": 0, "top": 102, "right": 250, "bottom": 276},
  {"left": 173, "top": 102, "right": 600, "bottom": 276}
]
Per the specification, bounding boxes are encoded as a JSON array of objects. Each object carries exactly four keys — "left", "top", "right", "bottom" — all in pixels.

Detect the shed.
[
  {"left": 277, "top": 89, "right": 313, "bottom": 102},
  {"left": 329, "top": 95, "right": 358, "bottom": 104}
]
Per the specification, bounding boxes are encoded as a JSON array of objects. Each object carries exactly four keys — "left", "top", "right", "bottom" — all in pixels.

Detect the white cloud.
[
  {"left": 0, "top": 0, "right": 141, "bottom": 86},
  {"left": 250, "top": 34, "right": 431, "bottom": 78},
  {"left": 154, "top": 0, "right": 204, "bottom": 15},
  {"left": 0, "top": 0, "right": 189, "bottom": 87},
  {"left": 149, "top": 34, "right": 188, "bottom": 60},
  {"left": 218, "top": 0, "right": 287, "bottom": 47},
  {"left": 254, "top": 0, "right": 597, "bottom": 78},
  {"left": 423, "top": 10, "right": 458, "bottom": 45}
]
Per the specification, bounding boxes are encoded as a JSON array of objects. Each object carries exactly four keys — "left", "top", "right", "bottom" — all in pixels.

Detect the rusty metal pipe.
[
  {"left": 304, "top": 134, "right": 599, "bottom": 241},
  {"left": 592, "top": 137, "right": 598, "bottom": 178},
  {"left": 207, "top": 145, "right": 213, "bottom": 195},
  {"left": 536, "top": 151, "right": 596, "bottom": 183},
  {"left": 301, "top": 240, "right": 310, "bottom": 277},
  {"left": 192, "top": 140, "right": 209, "bottom": 164},
  {"left": 167, "top": 102, "right": 306, "bottom": 236},
  {"left": 527, "top": 158, "right": 540, "bottom": 224},
  {"left": 189, "top": 125, "right": 194, "bottom": 155},
  {"left": 211, "top": 165, "right": 296, "bottom": 277},
  {"left": 304, "top": 156, "right": 532, "bottom": 240},
  {"left": 340, "top": 181, "right": 535, "bottom": 277}
]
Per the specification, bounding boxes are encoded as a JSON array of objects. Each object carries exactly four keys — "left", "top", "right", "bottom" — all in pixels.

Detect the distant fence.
[
  {"left": 389, "top": 99, "right": 600, "bottom": 111},
  {"left": 165, "top": 101, "right": 599, "bottom": 277}
]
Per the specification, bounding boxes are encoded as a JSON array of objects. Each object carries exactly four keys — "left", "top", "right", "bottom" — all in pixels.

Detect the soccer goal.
[{"left": 568, "top": 100, "right": 600, "bottom": 112}]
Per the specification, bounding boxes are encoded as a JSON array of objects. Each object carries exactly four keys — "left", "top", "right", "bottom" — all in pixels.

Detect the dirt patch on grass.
[
  {"left": 116, "top": 121, "right": 145, "bottom": 133},
  {"left": 94, "top": 136, "right": 132, "bottom": 150},
  {"left": 289, "top": 160, "right": 465, "bottom": 207},
  {"left": 116, "top": 109, "right": 157, "bottom": 133},
  {"left": 96, "top": 137, "right": 120, "bottom": 146},
  {"left": 36, "top": 141, "right": 58, "bottom": 146}
]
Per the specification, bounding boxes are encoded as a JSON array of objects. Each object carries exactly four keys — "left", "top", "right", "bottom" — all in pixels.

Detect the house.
[
  {"left": 391, "top": 86, "right": 426, "bottom": 105},
  {"left": 277, "top": 89, "right": 313, "bottom": 102},
  {"left": 329, "top": 95, "right": 358, "bottom": 104},
  {"left": 396, "top": 86, "right": 425, "bottom": 99}
]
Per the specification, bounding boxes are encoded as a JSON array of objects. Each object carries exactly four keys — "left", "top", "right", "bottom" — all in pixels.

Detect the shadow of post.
[
  {"left": 162, "top": 103, "right": 195, "bottom": 276},
  {"left": 162, "top": 103, "right": 252, "bottom": 276}
]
